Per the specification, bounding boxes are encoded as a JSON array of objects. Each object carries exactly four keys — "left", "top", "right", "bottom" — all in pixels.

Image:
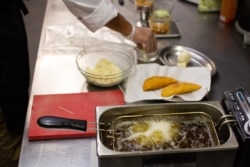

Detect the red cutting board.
[{"left": 28, "top": 90, "right": 124, "bottom": 140}]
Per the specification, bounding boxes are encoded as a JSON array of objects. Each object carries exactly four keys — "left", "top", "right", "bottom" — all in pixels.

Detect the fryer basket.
[{"left": 102, "top": 112, "right": 220, "bottom": 151}]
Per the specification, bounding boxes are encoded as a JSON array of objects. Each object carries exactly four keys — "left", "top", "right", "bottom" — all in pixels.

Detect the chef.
[{"left": 63, "top": 0, "right": 157, "bottom": 53}]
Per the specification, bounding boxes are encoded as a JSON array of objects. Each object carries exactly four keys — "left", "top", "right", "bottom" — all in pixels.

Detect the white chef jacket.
[{"left": 63, "top": 0, "right": 118, "bottom": 32}]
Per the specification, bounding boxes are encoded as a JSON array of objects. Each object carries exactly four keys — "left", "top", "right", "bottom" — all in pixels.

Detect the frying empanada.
[
  {"left": 143, "top": 76, "right": 177, "bottom": 91},
  {"left": 161, "top": 82, "right": 201, "bottom": 97}
]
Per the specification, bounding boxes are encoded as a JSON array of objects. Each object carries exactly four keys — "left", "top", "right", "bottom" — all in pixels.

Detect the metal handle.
[
  {"left": 37, "top": 116, "right": 87, "bottom": 131},
  {"left": 216, "top": 115, "right": 236, "bottom": 132}
]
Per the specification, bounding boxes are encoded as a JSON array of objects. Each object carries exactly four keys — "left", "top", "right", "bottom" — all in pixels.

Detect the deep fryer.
[
  {"left": 221, "top": 87, "right": 250, "bottom": 167},
  {"left": 96, "top": 101, "right": 238, "bottom": 167}
]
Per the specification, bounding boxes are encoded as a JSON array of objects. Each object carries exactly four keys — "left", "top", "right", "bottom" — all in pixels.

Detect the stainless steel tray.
[
  {"left": 158, "top": 46, "right": 217, "bottom": 76},
  {"left": 136, "top": 21, "right": 181, "bottom": 38},
  {"left": 155, "top": 21, "right": 181, "bottom": 38}
]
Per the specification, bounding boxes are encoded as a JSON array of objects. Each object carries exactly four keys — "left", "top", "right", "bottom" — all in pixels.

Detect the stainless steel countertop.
[{"left": 19, "top": 0, "right": 250, "bottom": 167}]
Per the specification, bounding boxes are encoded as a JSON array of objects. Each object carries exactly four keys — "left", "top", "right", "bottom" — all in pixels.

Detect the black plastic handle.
[{"left": 37, "top": 116, "right": 87, "bottom": 131}]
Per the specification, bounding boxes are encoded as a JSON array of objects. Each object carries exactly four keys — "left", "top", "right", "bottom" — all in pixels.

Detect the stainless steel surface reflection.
[{"left": 19, "top": 0, "right": 250, "bottom": 167}]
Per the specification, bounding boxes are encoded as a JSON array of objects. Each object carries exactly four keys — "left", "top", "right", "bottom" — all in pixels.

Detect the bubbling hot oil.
[{"left": 102, "top": 120, "right": 215, "bottom": 151}]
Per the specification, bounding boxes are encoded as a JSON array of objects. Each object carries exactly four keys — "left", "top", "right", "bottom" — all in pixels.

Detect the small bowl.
[{"left": 76, "top": 43, "right": 136, "bottom": 87}]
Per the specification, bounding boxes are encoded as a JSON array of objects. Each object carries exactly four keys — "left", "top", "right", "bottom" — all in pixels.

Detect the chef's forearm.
[{"left": 105, "top": 13, "right": 133, "bottom": 37}]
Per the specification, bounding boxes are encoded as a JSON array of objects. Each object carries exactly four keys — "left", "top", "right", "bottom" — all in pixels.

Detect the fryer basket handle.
[
  {"left": 216, "top": 114, "right": 236, "bottom": 132},
  {"left": 37, "top": 116, "right": 87, "bottom": 131}
]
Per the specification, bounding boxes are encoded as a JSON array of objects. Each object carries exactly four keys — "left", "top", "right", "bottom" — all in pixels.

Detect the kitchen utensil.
[
  {"left": 221, "top": 87, "right": 250, "bottom": 167},
  {"left": 102, "top": 111, "right": 220, "bottom": 151},
  {"left": 28, "top": 90, "right": 125, "bottom": 140},
  {"left": 135, "top": 0, "right": 180, "bottom": 38},
  {"left": 38, "top": 110, "right": 219, "bottom": 152},
  {"left": 149, "top": 0, "right": 174, "bottom": 34},
  {"left": 76, "top": 42, "right": 136, "bottom": 87},
  {"left": 96, "top": 101, "right": 238, "bottom": 167},
  {"left": 158, "top": 46, "right": 216, "bottom": 76},
  {"left": 37, "top": 116, "right": 121, "bottom": 139},
  {"left": 154, "top": 21, "right": 181, "bottom": 38}
]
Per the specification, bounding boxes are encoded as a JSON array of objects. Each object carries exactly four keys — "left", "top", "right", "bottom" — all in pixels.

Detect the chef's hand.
[
  {"left": 104, "top": 13, "right": 156, "bottom": 53},
  {"left": 133, "top": 26, "right": 157, "bottom": 53}
]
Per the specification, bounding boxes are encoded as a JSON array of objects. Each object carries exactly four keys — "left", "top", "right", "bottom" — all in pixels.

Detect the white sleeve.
[{"left": 63, "top": 0, "right": 118, "bottom": 32}]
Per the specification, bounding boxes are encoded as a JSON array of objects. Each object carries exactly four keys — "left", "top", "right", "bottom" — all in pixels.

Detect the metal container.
[{"left": 96, "top": 101, "right": 238, "bottom": 167}]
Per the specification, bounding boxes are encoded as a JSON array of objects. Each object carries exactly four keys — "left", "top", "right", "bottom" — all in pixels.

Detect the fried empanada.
[
  {"left": 161, "top": 82, "right": 201, "bottom": 97},
  {"left": 143, "top": 76, "right": 177, "bottom": 91}
]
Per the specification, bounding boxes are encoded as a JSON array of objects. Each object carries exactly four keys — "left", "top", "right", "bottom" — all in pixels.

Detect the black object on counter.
[
  {"left": 237, "top": 16, "right": 250, "bottom": 32},
  {"left": 118, "top": 0, "right": 124, "bottom": 6}
]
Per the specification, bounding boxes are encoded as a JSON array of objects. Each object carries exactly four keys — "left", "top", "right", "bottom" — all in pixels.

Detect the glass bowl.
[{"left": 76, "top": 43, "right": 136, "bottom": 87}]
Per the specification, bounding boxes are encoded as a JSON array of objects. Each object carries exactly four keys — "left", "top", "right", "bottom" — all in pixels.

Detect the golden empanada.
[
  {"left": 161, "top": 82, "right": 201, "bottom": 97},
  {"left": 143, "top": 76, "right": 177, "bottom": 91}
]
